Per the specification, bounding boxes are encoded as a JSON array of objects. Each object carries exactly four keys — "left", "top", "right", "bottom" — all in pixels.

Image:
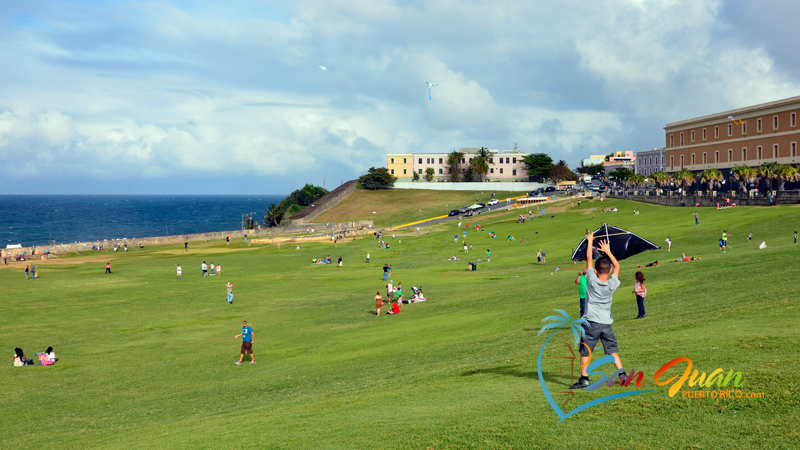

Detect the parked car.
[
  {"left": 448, "top": 209, "right": 461, "bottom": 216},
  {"left": 487, "top": 199, "right": 499, "bottom": 206},
  {"left": 545, "top": 186, "right": 556, "bottom": 192}
]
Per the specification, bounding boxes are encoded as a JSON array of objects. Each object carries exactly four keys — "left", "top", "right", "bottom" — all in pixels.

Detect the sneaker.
[
  {"left": 617, "top": 371, "right": 628, "bottom": 386},
  {"left": 234, "top": 361, "right": 241, "bottom": 365},
  {"left": 641, "top": 314, "right": 647, "bottom": 318},
  {"left": 570, "top": 377, "right": 591, "bottom": 390},
  {"left": 250, "top": 361, "right": 256, "bottom": 364}
]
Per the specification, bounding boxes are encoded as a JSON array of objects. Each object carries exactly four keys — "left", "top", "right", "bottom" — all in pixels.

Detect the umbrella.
[{"left": 571, "top": 224, "right": 659, "bottom": 262}]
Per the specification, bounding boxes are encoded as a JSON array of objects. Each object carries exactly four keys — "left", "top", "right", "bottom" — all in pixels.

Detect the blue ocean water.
[{"left": 0, "top": 195, "right": 285, "bottom": 247}]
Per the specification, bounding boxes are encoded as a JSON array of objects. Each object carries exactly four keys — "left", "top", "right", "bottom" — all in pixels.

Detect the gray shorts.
[{"left": 579, "top": 321, "right": 619, "bottom": 356}]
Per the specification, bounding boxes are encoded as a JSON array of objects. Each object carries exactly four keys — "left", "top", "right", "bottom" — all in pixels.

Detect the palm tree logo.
[{"left": 536, "top": 309, "right": 655, "bottom": 422}]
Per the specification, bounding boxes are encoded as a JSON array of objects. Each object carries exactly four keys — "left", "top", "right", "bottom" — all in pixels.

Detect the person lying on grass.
[
  {"left": 636, "top": 261, "right": 659, "bottom": 268},
  {"left": 669, "top": 253, "right": 701, "bottom": 262}
]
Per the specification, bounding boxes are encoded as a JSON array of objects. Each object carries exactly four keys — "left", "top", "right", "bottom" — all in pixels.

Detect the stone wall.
[
  {"left": 286, "top": 180, "right": 359, "bottom": 225},
  {"left": 606, "top": 190, "right": 800, "bottom": 207},
  {"left": 1, "top": 220, "right": 374, "bottom": 259}
]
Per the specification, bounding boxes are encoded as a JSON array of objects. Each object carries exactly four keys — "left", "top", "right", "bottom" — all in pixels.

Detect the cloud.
[{"left": 0, "top": 0, "right": 798, "bottom": 193}]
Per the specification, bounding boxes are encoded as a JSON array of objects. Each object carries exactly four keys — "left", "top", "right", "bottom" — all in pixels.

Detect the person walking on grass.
[
  {"left": 234, "top": 320, "right": 255, "bottom": 364},
  {"left": 338, "top": 256, "right": 342, "bottom": 268},
  {"left": 694, "top": 211, "right": 699, "bottom": 226},
  {"left": 25, "top": 265, "right": 29, "bottom": 279},
  {"left": 576, "top": 267, "right": 587, "bottom": 317},
  {"left": 571, "top": 233, "right": 627, "bottom": 390},
  {"left": 105, "top": 263, "right": 111, "bottom": 274},
  {"left": 665, "top": 236, "right": 672, "bottom": 252},
  {"left": 177, "top": 265, "right": 182, "bottom": 279},
  {"left": 486, "top": 249, "right": 490, "bottom": 262},
  {"left": 366, "top": 252, "right": 370, "bottom": 264},
  {"left": 383, "top": 263, "right": 388, "bottom": 280},
  {"left": 633, "top": 271, "right": 647, "bottom": 319},
  {"left": 226, "top": 282, "right": 234, "bottom": 304},
  {"left": 722, "top": 230, "right": 731, "bottom": 253},
  {"left": 374, "top": 291, "right": 385, "bottom": 316}
]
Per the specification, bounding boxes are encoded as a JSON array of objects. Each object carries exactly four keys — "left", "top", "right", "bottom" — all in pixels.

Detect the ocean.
[{"left": 0, "top": 195, "right": 285, "bottom": 247}]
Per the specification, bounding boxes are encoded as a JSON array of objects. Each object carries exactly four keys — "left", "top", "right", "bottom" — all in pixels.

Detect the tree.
[
  {"left": 648, "top": 171, "right": 670, "bottom": 189},
  {"left": 262, "top": 183, "right": 329, "bottom": 226},
  {"left": 731, "top": 165, "right": 757, "bottom": 193},
  {"left": 775, "top": 164, "right": 799, "bottom": 191},
  {"left": 700, "top": 168, "right": 723, "bottom": 191},
  {"left": 358, "top": 167, "right": 397, "bottom": 190},
  {"left": 522, "top": 153, "right": 554, "bottom": 179},
  {"left": 549, "top": 164, "right": 578, "bottom": 182},
  {"left": 425, "top": 167, "right": 435, "bottom": 181},
  {"left": 609, "top": 167, "right": 634, "bottom": 184},
  {"left": 758, "top": 162, "right": 781, "bottom": 191},
  {"left": 556, "top": 159, "right": 568, "bottom": 167},
  {"left": 446, "top": 151, "right": 464, "bottom": 182},
  {"left": 629, "top": 174, "right": 646, "bottom": 189},
  {"left": 265, "top": 203, "right": 282, "bottom": 227},
  {"left": 673, "top": 168, "right": 696, "bottom": 191},
  {"left": 577, "top": 164, "right": 604, "bottom": 176},
  {"left": 470, "top": 147, "right": 492, "bottom": 181},
  {"left": 413, "top": 171, "right": 420, "bottom": 181}
]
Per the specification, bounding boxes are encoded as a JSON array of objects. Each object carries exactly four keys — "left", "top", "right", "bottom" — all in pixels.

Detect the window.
[
  {"left": 680, "top": 155, "right": 684, "bottom": 168},
  {"left": 469, "top": 158, "right": 473, "bottom": 163},
  {"left": 670, "top": 156, "right": 674, "bottom": 169},
  {"left": 439, "top": 158, "right": 443, "bottom": 164},
  {"left": 702, "top": 153, "right": 707, "bottom": 164},
  {"left": 680, "top": 132, "right": 684, "bottom": 146},
  {"left": 791, "top": 112, "right": 797, "bottom": 128},
  {"left": 403, "top": 169, "right": 407, "bottom": 175},
  {"left": 691, "top": 130, "right": 695, "bottom": 142},
  {"left": 418, "top": 169, "right": 422, "bottom": 174},
  {"left": 691, "top": 153, "right": 695, "bottom": 165},
  {"left": 742, "top": 122, "right": 747, "bottom": 135},
  {"left": 742, "top": 148, "right": 747, "bottom": 161},
  {"left": 773, "top": 144, "right": 779, "bottom": 158},
  {"left": 403, "top": 158, "right": 407, "bottom": 164},
  {"left": 490, "top": 168, "right": 494, "bottom": 174},
  {"left": 439, "top": 168, "right": 443, "bottom": 174},
  {"left": 390, "top": 158, "right": 395, "bottom": 164},
  {"left": 728, "top": 124, "right": 733, "bottom": 136},
  {"left": 773, "top": 116, "right": 779, "bottom": 130},
  {"left": 499, "top": 168, "right": 504, "bottom": 174},
  {"left": 715, "top": 126, "right": 719, "bottom": 138},
  {"left": 757, "top": 118, "right": 762, "bottom": 133},
  {"left": 793, "top": 142, "right": 797, "bottom": 157},
  {"left": 506, "top": 157, "right": 510, "bottom": 164},
  {"left": 715, "top": 151, "right": 719, "bottom": 163},
  {"left": 512, "top": 157, "right": 517, "bottom": 163},
  {"left": 670, "top": 134, "right": 674, "bottom": 147},
  {"left": 513, "top": 169, "right": 517, "bottom": 176},
  {"left": 490, "top": 158, "right": 494, "bottom": 164},
  {"left": 702, "top": 128, "right": 707, "bottom": 140},
  {"left": 390, "top": 169, "right": 395, "bottom": 175},
  {"left": 728, "top": 149, "right": 732, "bottom": 162},
  {"left": 757, "top": 146, "right": 762, "bottom": 159},
  {"left": 461, "top": 158, "right": 465, "bottom": 163}
]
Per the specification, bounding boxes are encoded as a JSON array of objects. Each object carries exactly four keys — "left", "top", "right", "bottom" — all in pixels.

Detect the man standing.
[
  {"left": 366, "top": 252, "right": 370, "bottom": 264},
  {"left": 694, "top": 211, "right": 699, "bottom": 226},
  {"left": 202, "top": 261, "right": 207, "bottom": 276},
  {"left": 234, "top": 320, "right": 255, "bottom": 364},
  {"left": 721, "top": 230, "right": 731, "bottom": 253},
  {"left": 383, "top": 263, "right": 388, "bottom": 280},
  {"left": 226, "top": 282, "right": 234, "bottom": 304}
]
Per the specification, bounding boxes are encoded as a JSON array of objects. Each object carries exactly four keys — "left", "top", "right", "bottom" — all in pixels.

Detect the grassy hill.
[
  {"left": 1, "top": 197, "right": 798, "bottom": 449},
  {"left": 313, "top": 188, "right": 529, "bottom": 228}
]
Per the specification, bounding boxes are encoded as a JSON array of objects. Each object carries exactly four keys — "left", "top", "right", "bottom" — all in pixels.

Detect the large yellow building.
[{"left": 386, "top": 153, "right": 413, "bottom": 177}]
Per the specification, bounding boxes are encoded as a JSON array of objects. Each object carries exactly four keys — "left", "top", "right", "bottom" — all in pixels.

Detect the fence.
[{"left": 605, "top": 189, "right": 800, "bottom": 207}]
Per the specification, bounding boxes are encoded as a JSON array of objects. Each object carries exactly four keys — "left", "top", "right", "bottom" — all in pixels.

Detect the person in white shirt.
[{"left": 177, "top": 265, "right": 182, "bottom": 279}]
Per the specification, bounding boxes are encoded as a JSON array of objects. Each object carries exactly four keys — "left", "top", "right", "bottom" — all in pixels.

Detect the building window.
[
  {"left": 702, "top": 128, "right": 707, "bottom": 140},
  {"left": 670, "top": 134, "right": 674, "bottom": 147},
  {"left": 757, "top": 118, "right": 762, "bottom": 133},
  {"left": 773, "top": 116, "right": 779, "bottom": 130},
  {"left": 791, "top": 113, "right": 797, "bottom": 128},
  {"left": 757, "top": 146, "right": 762, "bottom": 159},
  {"left": 499, "top": 168, "right": 504, "bottom": 174},
  {"left": 742, "top": 122, "right": 747, "bottom": 135},
  {"left": 773, "top": 144, "right": 779, "bottom": 158},
  {"left": 691, "top": 130, "right": 695, "bottom": 142},
  {"left": 728, "top": 124, "right": 733, "bottom": 136},
  {"left": 419, "top": 169, "right": 422, "bottom": 174},
  {"left": 490, "top": 168, "right": 494, "bottom": 174},
  {"left": 469, "top": 158, "right": 473, "bottom": 163},
  {"left": 417, "top": 158, "right": 421, "bottom": 164},
  {"left": 792, "top": 142, "right": 797, "bottom": 157},
  {"left": 513, "top": 169, "right": 517, "bottom": 176},
  {"left": 403, "top": 158, "right": 407, "bottom": 164},
  {"left": 391, "top": 158, "right": 395, "bottom": 164},
  {"left": 512, "top": 157, "right": 517, "bottom": 163},
  {"left": 742, "top": 148, "right": 747, "bottom": 161},
  {"left": 728, "top": 149, "right": 732, "bottom": 162},
  {"left": 715, "top": 151, "right": 719, "bottom": 163},
  {"left": 403, "top": 169, "right": 407, "bottom": 175},
  {"left": 691, "top": 153, "right": 695, "bottom": 165},
  {"left": 715, "top": 126, "right": 719, "bottom": 138},
  {"left": 680, "top": 132, "right": 684, "bottom": 146},
  {"left": 670, "top": 156, "right": 674, "bottom": 169},
  {"left": 439, "top": 168, "right": 443, "bottom": 174},
  {"left": 680, "top": 155, "right": 684, "bottom": 168},
  {"left": 390, "top": 169, "right": 395, "bottom": 175},
  {"left": 702, "top": 153, "right": 707, "bottom": 164},
  {"left": 461, "top": 158, "right": 465, "bottom": 163},
  {"left": 506, "top": 157, "right": 510, "bottom": 164}
]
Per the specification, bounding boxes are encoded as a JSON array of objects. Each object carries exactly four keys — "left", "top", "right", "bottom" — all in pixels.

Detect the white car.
[{"left": 487, "top": 199, "right": 500, "bottom": 206}]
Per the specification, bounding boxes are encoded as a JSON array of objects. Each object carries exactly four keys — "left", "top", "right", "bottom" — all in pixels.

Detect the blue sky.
[{"left": 1, "top": 0, "right": 798, "bottom": 194}]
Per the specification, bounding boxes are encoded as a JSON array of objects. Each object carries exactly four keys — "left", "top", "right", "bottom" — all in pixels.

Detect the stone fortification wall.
[
  {"left": 286, "top": 180, "right": 359, "bottom": 225},
  {"left": 605, "top": 190, "right": 800, "bottom": 207},
  {"left": 1, "top": 220, "right": 374, "bottom": 259}
]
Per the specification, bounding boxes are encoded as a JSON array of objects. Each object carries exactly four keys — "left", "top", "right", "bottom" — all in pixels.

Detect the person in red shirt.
[{"left": 387, "top": 300, "right": 400, "bottom": 315}]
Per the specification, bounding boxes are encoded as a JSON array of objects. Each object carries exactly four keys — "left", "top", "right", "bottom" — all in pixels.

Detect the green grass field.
[{"left": 1, "top": 197, "right": 798, "bottom": 449}]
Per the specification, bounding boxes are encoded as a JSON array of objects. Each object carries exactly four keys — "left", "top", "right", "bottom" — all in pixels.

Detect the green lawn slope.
[{"left": 1, "top": 197, "right": 798, "bottom": 449}]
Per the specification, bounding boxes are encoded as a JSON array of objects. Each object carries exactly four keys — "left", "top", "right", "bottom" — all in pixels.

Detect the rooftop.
[{"left": 665, "top": 95, "right": 800, "bottom": 130}]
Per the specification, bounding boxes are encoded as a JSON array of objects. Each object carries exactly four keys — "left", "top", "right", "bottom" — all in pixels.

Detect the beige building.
[
  {"left": 664, "top": 96, "right": 800, "bottom": 173},
  {"left": 387, "top": 146, "right": 528, "bottom": 181},
  {"left": 386, "top": 153, "right": 413, "bottom": 178}
]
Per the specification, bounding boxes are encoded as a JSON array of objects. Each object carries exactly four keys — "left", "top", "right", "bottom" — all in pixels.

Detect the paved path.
[{"left": 395, "top": 200, "right": 523, "bottom": 229}]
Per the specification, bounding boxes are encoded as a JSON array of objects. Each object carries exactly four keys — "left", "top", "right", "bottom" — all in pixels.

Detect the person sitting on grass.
[
  {"left": 45, "top": 346, "right": 57, "bottom": 363},
  {"left": 12, "top": 348, "right": 30, "bottom": 366},
  {"left": 386, "top": 300, "right": 400, "bottom": 315},
  {"left": 571, "top": 233, "right": 627, "bottom": 390}
]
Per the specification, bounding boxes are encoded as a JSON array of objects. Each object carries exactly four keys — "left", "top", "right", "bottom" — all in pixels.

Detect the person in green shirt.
[
  {"left": 576, "top": 267, "right": 588, "bottom": 317},
  {"left": 722, "top": 230, "right": 731, "bottom": 253}
]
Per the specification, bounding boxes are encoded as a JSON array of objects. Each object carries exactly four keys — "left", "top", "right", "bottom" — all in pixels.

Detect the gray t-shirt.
[{"left": 583, "top": 268, "right": 620, "bottom": 324}]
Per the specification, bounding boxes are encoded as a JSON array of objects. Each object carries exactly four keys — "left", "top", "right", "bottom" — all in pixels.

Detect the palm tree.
[
  {"left": 265, "top": 203, "right": 283, "bottom": 227},
  {"left": 758, "top": 162, "right": 781, "bottom": 192},
  {"left": 470, "top": 147, "right": 492, "bottom": 181},
  {"left": 774, "top": 164, "right": 799, "bottom": 191},
  {"left": 629, "top": 174, "right": 646, "bottom": 189},
  {"left": 648, "top": 171, "right": 670, "bottom": 194},
  {"left": 731, "top": 165, "right": 757, "bottom": 193},
  {"left": 537, "top": 309, "right": 588, "bottom": 348},
  {"left": 673, "top": 168, "right": 696, "bottom": 192},
  {"left": 446, "top": 151, "right": 465, "bottom": 182},
  {"left": 700, "top": 168, "right": 723, "bottom": 192}
]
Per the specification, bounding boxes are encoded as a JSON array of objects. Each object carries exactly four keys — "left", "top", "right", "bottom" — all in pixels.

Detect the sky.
[{"left": 1, "top": 0, "right": 799, "bottom": 195}]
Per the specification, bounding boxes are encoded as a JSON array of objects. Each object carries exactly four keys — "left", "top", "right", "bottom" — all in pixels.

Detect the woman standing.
[
  {"left": 374, "top": 292, "right": 384, "bottom": 316},
  {"left": 665, "top": 236, "right": 672, "bottom": 252},
  {"left": 634, "top": 271, "right": 647, "bottom": 319}
]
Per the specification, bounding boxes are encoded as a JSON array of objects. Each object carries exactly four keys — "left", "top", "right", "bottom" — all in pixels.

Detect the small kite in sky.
[
  {"left": 426, "top": 81, "right": 438, "bottom": 100},
  {"left": 319, "top": 66, "right": 327, "bottom": 71}
]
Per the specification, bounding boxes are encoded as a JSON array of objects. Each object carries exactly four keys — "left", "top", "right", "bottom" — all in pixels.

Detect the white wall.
[{"left": 393, "top": 181, "right": 549, "bottom": 191}]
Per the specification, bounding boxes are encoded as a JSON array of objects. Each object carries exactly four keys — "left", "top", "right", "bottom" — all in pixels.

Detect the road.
[{"left": 395, "top": 198, "right": 545, "bottom": 229}]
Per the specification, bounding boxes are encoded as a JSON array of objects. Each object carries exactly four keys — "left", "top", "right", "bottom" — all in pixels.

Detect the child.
[
  {"left": 633, "top": 271, "right": 647, "bottom": 319},
  {"left": 665, "top": 236, "right": 671, "bottom": 252},
  {"left": 396, "top": 283, "right": 403, "bottom": 306},
  {"left": 794, "top": 232, "right": 797, "bottom": 244},
  {"left": 571, "top": 233, "right": 627, "bottom": 390},
  {"left": 387, "top": 300, "right": 400, "bottom": 315},
  {"left": 486, "top": 249, "right": 490, "bottom": 262},
  {"left": 576, "top": 268, "right": 587, "bottom": 317},
  {"left": 374, "top": 291, "right": 385, "bottom": 316},
  {"left": 747, "top": 231, "right": 752, "bottom": 241},
  {"left": 177, "top": 265, "right": 182, "bottom": 279}
]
